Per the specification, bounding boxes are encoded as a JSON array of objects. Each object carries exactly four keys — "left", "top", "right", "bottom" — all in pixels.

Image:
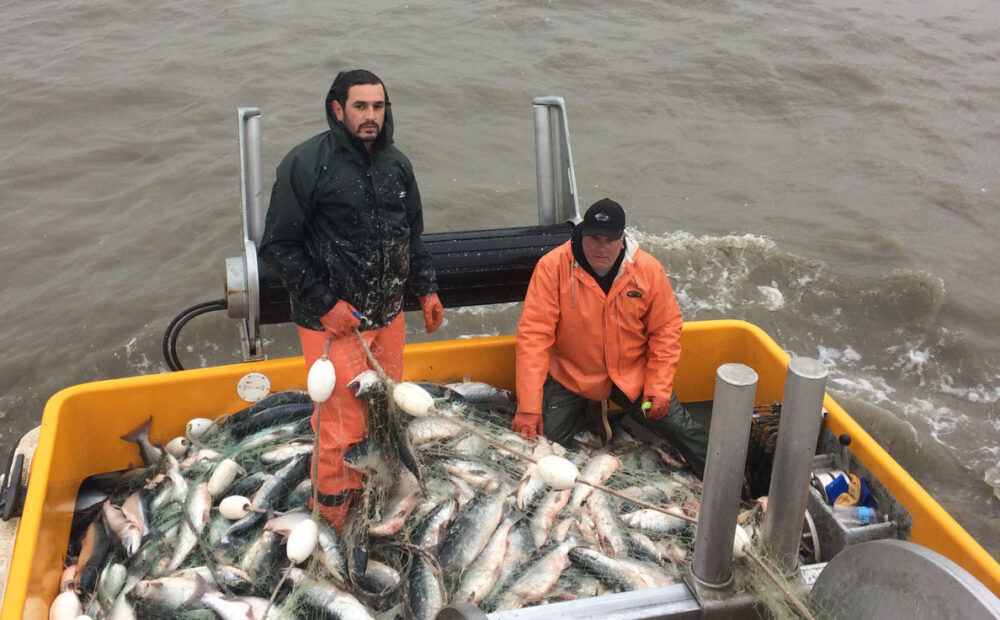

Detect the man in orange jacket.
[{"left": 512, "top": 198, "right": 708, "bottom": 477}]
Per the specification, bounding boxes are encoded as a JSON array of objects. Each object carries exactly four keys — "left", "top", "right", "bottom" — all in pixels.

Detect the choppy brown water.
[{"left": 2, "top": 0, "right": 999, "bottom": 562}]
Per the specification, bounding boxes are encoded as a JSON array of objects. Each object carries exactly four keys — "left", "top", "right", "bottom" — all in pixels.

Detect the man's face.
[
  {"left": 581, "top": 234, "right": 624, "bottom": 273},
  {"left": 333, "top": 83, "right": 386, "bottom": 148}
]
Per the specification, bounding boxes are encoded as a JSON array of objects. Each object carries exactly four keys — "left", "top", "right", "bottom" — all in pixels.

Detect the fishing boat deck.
[{"left": 3, "top": 320, "right": 999, "bottom": 618}]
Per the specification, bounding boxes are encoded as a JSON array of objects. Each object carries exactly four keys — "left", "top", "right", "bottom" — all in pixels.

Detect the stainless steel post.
[
  {"left": 761, "top": 356, "right": 828, "bottom": 573},
  {"left": 238, "top": 107, "right": 265, "bottom": 245},
  {"left": 532, "top": 97, "right": 580, "bottom": 227},
  {"left": 533, "top": 102, "right": 556, "bottom": 226},
  {"left": 692, "top": 363, "right": 758, "bottom": 587},
  {"left": 231, "top": 107, "right": 264, "bottom": 360}
]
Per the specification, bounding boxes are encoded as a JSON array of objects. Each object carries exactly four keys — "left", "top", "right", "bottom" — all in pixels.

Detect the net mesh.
[{"left": 61, "top": 343, "right": 823, "bottom": 618}]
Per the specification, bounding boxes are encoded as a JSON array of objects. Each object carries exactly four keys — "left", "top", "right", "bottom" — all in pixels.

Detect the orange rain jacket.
[{"left": 515, "top": 235, "right": 684, "bottom": 414}]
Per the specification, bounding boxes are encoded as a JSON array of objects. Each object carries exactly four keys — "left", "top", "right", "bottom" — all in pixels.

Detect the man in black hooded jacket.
[{"left": 260, "top": 69, "right": 442, "bottom": 529}]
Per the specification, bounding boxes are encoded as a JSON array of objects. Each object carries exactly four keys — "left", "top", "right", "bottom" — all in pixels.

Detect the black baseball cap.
[{"left": 577, "top": 198, "right": 626, "bottom": 238}]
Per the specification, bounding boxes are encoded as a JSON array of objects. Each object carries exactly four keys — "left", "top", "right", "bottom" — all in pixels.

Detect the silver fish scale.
[{"left": 65, "top": 389, "right": 700, "bottom": 618}]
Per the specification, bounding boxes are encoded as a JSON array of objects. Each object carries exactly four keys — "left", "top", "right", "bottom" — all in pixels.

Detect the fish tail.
[{"left": 120, "top": 415, "right": 153, "bottom": 443}]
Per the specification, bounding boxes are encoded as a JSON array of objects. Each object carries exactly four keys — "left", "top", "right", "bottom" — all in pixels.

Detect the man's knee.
[
  {"left": 542, "top": 406, "right": 584, "bottom": 445},
  {"left": 632, "top": 394, "right": 708, "bottom": 478},
  {"left": 541, "top": 376, "right": 587, "bottom": 445}
]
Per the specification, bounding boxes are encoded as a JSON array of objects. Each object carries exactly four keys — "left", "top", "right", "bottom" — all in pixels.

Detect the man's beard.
[{"left": 356, "top": 122, "right": 380, "bottom": 141}]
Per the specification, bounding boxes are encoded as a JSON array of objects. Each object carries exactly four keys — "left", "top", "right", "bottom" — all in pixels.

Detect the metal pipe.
[
  {"left": 762, "top": 356, "right": 828, "bottom": 573},
  {"left": 533, "top": 103, "right": 556, "bottom": 226},
  {"left": 692, "top": 363, "right": 758, "bottom": 587},
  {"left": 238, "top": 107, "right": 265, "bottom": 245}
]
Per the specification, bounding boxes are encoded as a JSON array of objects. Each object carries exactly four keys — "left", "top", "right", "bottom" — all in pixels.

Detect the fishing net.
[{"left": 60, "top": 336, "right": 752, "bottom": 619}]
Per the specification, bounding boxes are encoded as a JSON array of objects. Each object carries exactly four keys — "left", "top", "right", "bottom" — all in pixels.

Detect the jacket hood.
[
  {"left": 324, "top": 75, "right": 395, "bottom": 151},
  {"left": 611, "top": 233, "right": 640, "bottom": 282},
  {"left": 622, "top": 233, "right": 639, "bottom": 264}
]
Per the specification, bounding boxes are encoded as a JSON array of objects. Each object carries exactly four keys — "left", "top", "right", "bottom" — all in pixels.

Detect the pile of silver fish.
[{"left": 54, "top": 373, "right": 703, "bottom": 619}]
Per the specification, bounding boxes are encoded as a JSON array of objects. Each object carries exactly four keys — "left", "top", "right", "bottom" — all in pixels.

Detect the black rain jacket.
[{"left": 259, "top": 79, "right": 437, "bottom": 331}]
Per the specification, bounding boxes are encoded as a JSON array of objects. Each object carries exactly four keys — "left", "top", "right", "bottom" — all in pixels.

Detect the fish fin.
[
  {"left": 350, "top": 543, "right": 370, "bottom": 581},
  {"left": 191, "top": 573, "right": 212, "bottom": 602},
  {"left": 144, "top": 521, "right": 161, "bottom": 543},
  {"left": 503, "top": 505, "right": 527, "bottom": 525},
  {"left": 151, "top": 441, "right": 168, "bottom": 464},
  {"left": 120, "top": 415, "right": 153, "bottom": 443}
]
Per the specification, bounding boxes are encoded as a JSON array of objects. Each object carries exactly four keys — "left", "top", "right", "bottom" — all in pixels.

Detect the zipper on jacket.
[
  {"left": 571, "top": 261, "right": 577, "bottom": 308},
  {"left": 365, "top": 163, "right": 390, "bottom": 320}
]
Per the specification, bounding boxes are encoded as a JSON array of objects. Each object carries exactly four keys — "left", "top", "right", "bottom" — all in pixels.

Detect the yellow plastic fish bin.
[
  {"left": 4, "top": 320, "right": 999, "bottom": 618},
  {"left": 2, "top": 335, "right": 516, "bottom": 618}
]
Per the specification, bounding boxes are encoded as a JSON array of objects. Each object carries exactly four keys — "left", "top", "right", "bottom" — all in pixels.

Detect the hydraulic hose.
[{"left": 162, "top": 299, "right": 228, "bottom": 371}]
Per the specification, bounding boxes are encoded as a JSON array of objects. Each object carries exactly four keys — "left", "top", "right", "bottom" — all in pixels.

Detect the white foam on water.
[
  {"left": 756, "top": 284, "right": 784, "bottom": 311},
  {"left": 841, "top": 346, "right": 862, "bottom": 363},
  {"left": 124, "top": 335, "right": 159, "bottom": 373},
  {"left": 828, "top": 375, "right": 896, "bottom": 405},
  {"left": 983, "top": 465, "right": 1000, "bottom": 501},
  {"left": 634, "top": 230, "right": 786, "bottom": 317},
  {"left": 451, "top": 302, "right": 519, "bottom": 316},
  {"left": 894, "top": 347, "right": 932, "bottom": 385},
  {"left": 921, "top": 401, "right": 962, "bottom": 442},
  {"left": 817, "top": 345, "right": 868, "bottom": 373},
  {"left": 820, "top": 341, "right": 1000, "bottom": 483},
  {"left": 937, "top": 374, "right": 1000, "bottom": 405},
  {"left": 457, "top": 333, "right": 500, "bottom": 340}
]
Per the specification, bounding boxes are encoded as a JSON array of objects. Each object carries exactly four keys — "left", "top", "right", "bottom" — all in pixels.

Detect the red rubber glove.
[
  {"left": 512, "top": 411, "right": 543, "bottom": 440},
  {"left": 319, "top": 300, "right": 361, "bottom": 338},
  {"left": 645, "top": 395, "right": 670, "bottom": 420},
  {"left": 420, "top": 293, "right": 444, "bottom": 333}
]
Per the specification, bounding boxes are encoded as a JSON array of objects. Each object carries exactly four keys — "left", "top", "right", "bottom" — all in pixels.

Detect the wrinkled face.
[
  {"left": 333, "top": 83, "right": 386, "bottom": 149},
  {"left": 581, "top": 234, "right": 624, "bottom": 273}
]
